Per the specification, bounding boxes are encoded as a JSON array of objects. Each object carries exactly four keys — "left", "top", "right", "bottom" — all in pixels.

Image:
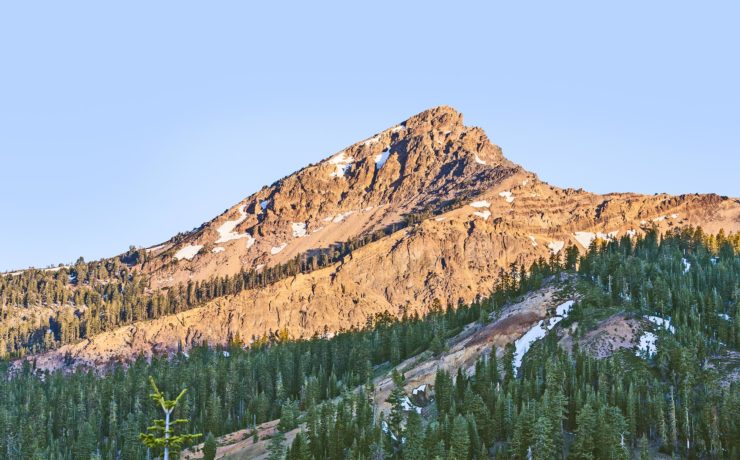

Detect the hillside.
[{"left": 4, "top": 106, "right": 739, "bottom": 371}]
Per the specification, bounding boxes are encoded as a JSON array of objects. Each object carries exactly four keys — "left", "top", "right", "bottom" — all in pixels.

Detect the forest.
[{"left": 0, "top": 226, "right": 737, "bottom": 459}]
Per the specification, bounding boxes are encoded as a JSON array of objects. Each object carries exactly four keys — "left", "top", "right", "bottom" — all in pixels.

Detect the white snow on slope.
[
  {"left": 529, "top": 236, "right": 538, "bottom": 247},
  {"left": 547, "top": 241, "right": 565, "bottom": 254},
  {"left": 670, "top": 213, "right": 679, "bottom": 219},
  {"left": 653, "top": 216, "right": 666, "bottom": 222},
  {"left": 646, "top": 316, "right": 676, "bottom": 334},
  {"left": 174, "top": 245, "right": 203, "bottom": 261},
  {"left": 332, "top": 211, "right": 355, "bottom": 223},
  {"left": 556, "top": 300, "right": 575, "bottom": 316},
  {"left": 328, "top": 152, "right": 354, "bottom": 178},
  {"left": 636, "top": 332, "right": 658, "bottom": 357},
  {"left": 271, "top": 243, "right": 288, "bottom": 255},
  {"left": 473, "top": 210, "right": 491, "bottom": 220},
  {"left": 469, "top": 200, "right": 490, "bottom": 208},
  {"left": 574, "top": 231, "right": 616, "bottom": 249},
  {"left": 499, "top": 191, "right": 514, "bottom": 203},
  {"left": 513, "top": 300, "right": 574, "bottom": 369},
  {"left": 626, "top": 229, "right": 637, "bottom": 238},
  {"left": 682, "top": 258, "right": 691, "bottom": 273},
  {"left": 412, "top": 384, "right": 428, "bottom": 395},
  {"left": 718, "top": 313, "right": 731, "bottom": 321},
  {"left": 375, "top": 149, "right": 391, "bottom": 168},
  {"left": 401, "top": 396, "right": 422, "bottom": 414},
  {"left": 212, "top": 247, "right": 225, "bottom": 254},
  {"left": 474, "top": 154, "right": 486, "bottom": 165},
  {"left": 216, "top": 205, "right": 252, "bottom": 243},
  {"left": 291, "top": 222, "right": 307, "bottom": 238}
]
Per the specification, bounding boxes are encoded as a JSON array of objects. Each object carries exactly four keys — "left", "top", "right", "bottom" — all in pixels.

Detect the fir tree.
[{"left": 139, "top": 377, "right": 201, "bottom": 460}]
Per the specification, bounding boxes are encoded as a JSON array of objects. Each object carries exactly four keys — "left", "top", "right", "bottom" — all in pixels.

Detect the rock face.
[{"left": 23, "top": 106, "right": 740, "bottom": 371}]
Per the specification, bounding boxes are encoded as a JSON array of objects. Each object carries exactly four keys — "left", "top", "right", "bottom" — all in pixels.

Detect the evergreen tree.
[
  {"left": 447, "top": 415, "right": 470, "bottom": 460},
  {"left": 139, "top": 377, "right": 201, "bottom": 460},
  {"left": 202, "top": 432, "right": 217, "bottom": 460}
]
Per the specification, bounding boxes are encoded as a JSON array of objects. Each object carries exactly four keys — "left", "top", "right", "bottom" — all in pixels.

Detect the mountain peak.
[{"left": 402, "top": 105, "right": 464, "bottom": 131}]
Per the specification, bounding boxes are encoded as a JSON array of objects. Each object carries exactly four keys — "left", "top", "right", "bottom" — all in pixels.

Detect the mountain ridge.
[{"left": 8, "top": 106, "right": 740, "bottom": 372}]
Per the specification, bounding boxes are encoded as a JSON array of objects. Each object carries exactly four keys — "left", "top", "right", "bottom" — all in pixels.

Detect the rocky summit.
[{"left": 15, "top": 106, "right": 740, "bottom": 371}]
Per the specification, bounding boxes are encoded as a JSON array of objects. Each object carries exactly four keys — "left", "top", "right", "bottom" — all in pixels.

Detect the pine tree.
[
  {"left": 570, "top": 402, "right": 596, "bottom": 460},
  {"left": 639, "top": 434, "right": 649, "bottom": 460},
  {"left": 447, "top": 415, "right": 470, "bottom": 460},
  {"left": 202, "top": 432, "right": 217, "bottom": 460},
  {"left": 139, "top": 377, "right": 201, "bottom": 460},
  {"left": 531, "top": 416, "right": 556, "bottom": 460},
  {"left": 267, "top": 430, "right": 286, "bottom": 460},
  {"left": 403, "top": 411, "right": 425, "bottom": 460},
  {"left": 386, "top": 370, "right": 406, "bottom": 450},
  {"left": 435, "top": 370, "right": 453, "bottom": 415}
]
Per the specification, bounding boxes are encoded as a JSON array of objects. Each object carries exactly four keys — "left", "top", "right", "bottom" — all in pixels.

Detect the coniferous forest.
[{"left": 0, "top": 227, "right": 738, "bottom": 459}]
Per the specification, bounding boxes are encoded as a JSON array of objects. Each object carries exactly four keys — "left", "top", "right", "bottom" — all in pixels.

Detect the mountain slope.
[{"left": 18, "top": 106, "right": 740, "bottom": 371}]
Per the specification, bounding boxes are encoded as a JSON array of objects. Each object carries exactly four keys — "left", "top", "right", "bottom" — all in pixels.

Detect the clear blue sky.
[{"left": 1, "top": 1, "right": 738, "bottom": 271}]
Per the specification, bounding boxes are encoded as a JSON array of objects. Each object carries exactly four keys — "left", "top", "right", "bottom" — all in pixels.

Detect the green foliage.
[
  {"left": 0, "top": 227, "right": 738, "bottom": 458},
  {"left": 203, "top": 432, "right": 217, "bottom": 460},
  {"left": 139, "top": 377, "right": 201, "bottom": 459}
]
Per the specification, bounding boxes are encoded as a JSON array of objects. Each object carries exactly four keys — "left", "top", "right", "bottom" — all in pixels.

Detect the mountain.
[{"left": 9, "top": 106, "right": 740, "bottom": 371}]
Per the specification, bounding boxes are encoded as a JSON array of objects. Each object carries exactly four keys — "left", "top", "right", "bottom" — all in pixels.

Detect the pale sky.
[{"left": 1, "top": 1, "right": 738, "bottom": 271}]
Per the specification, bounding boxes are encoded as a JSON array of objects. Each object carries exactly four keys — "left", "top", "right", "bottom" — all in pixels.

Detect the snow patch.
[
  {"left": 473, "top": 210, "right": 491, "bottom": 220},
  {"left": 474, "top": 154, "right": 487, "bottom": 165},
  {"left": 513, "top": 300, "right": 574, "bottom": 369},
  {"left": 718, "top": 313, "right": 731, "bottom": 321},
  {"left": 469, "top": 200, "right": 490, "bottom": 208},
  {"left": 328, "top": 152, "right": 354, "bottom": 178},
  {"left": 499, "top": 191, "right": 514, "bottom": 203},
  {"left": 556, "top": 300, "right": 575, "bottom": 317},
  {"left": 626, "top": 229, "right": 637, "bottom": 238},
  {"left": 681, "top": 258, "right": 691, "bottom": 273},
  {"left": 375, "top": 149, "right": 391, "bottom": 168},
  {"left": 636, "top": 332, "right": 658, "bottom": 357},
  {"left": 291, "top": 222, "right": 307, "bottom": 238},
  {"left": 435, "top": 217, "right": 446, "bottom": 222},
  {"left": 174, "top": 245, "right": 203, "bottom": 261},
  {"left": 670, "top": 213, "right": 679, "bottom": 219},
  {"left": 332, "top": 211, "right": 355, "bottom": 223},
  {"left": 645, "top": 316, "right": 675, "bottom": 334},
  {"left": 547, "top": 241, "right": 565, "bottom": 254},
  {"left": 529, "top": 236, "right": 537, "bottom": 247},
  {"left": 412, "top": 384, "right": 428, "bottom": 395},
  {"left": 212, "top": 247, "right": 225, "bottom": 254},
  {"left": 574, "top": 231, "right": 615, "bottom": 249},
  {"left": 653, "top": 216, "right": 666, "bottom": 222},
  {"left": 216, "top": 205, "right": 252, "bottom": 243},
  {"left": 400, "top": 396, "right": 421, "bottom": 414},
  {"left": 271, "top": 243, "right": 288, "bottom": 255}
]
